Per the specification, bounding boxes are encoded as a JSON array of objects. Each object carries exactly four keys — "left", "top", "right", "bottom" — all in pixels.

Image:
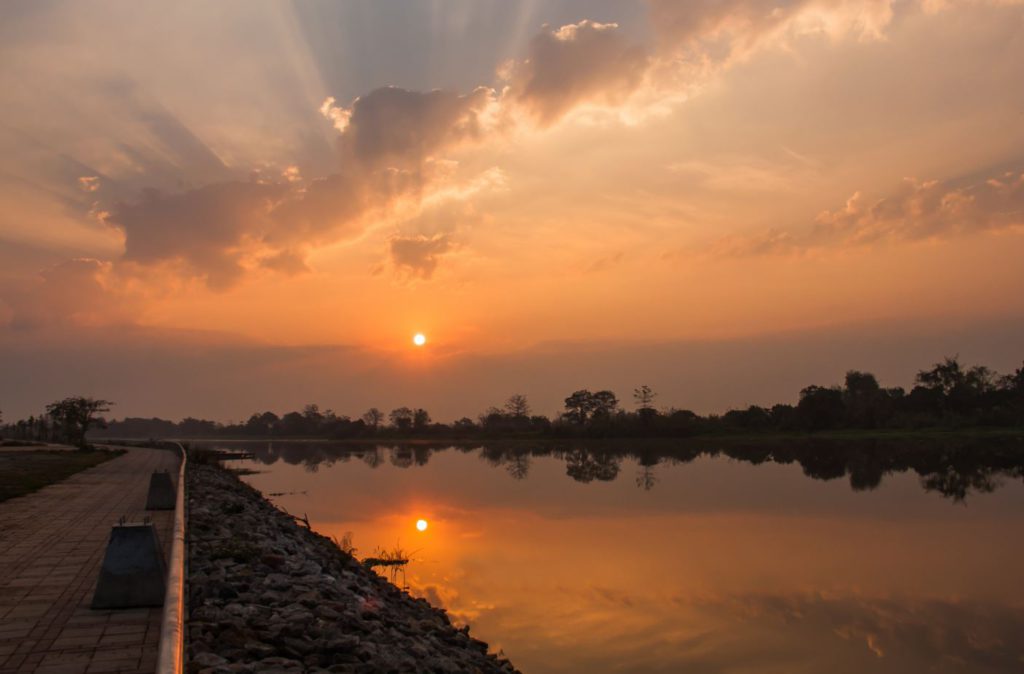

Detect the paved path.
[{"left": 0, "top": 447, "right": 178, "bottom": 674}]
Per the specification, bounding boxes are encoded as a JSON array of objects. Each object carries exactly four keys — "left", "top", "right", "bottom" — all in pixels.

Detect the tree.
[
  {"left": 1001, "top": 362, "right": 1024, "bottom": 394},
  {"left": 633, "top": 385, "right": 656, "bottom": 410},
  {"left": 389, "top": 407, "right": 414, "bottom": 431},
  {"left": 563, "top": 390, "right": 596, "bottom": 425},
  {"left": 478, "top": 406, "right": 505, "bottom": 430},
  {"left": 45, "top": 397, "right": 113, "bottom": 448},
  {"left": 917, "top": 356, "right": 998, "bottom": 417},
  {"left": 302, "top": 404, "right": 324, "bottom": 433},
  {"left": 633, "top": 385, "right": 657, "bottom": 425},
  {"left": 361, "top": 408, "right": 384, "bottom": 430},
  {"left": 590, "top": 390, "right": 619, "bottom": 421},
  {"left": 504, "top": 394, "right": 531, "bottom": 419},
  {"left": 843, "top": 370, "right": 884, "bottom": 427},
  {"left": 796, "top": 386, "right": 845, "bottom": 430},
  {"left": 412, "top": 408, "right": 431, "bottom": 431},
  {"left": 916, "top": 356, "right": 965, "bottom": 396},
  {"left": 453, "top": 417, "right": 476, "bottom": 432},
  {"left": 245, "top": 411, "right": 279, "bottom": 435}
]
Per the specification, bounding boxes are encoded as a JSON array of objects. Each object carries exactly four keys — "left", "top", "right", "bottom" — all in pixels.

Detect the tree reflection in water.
[{"left": 219, "top": 435, "right": 1024, "bottom": 503}]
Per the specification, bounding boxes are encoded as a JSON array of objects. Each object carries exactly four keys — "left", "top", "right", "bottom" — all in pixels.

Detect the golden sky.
[{"left": 1, "top": 0, "right": 1023, "bottom": 419}]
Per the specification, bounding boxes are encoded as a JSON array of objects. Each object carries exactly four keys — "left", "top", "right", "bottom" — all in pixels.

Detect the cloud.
[
  {"left": 336, "top": 86, "right": 498, "bottom": 169},
  {"left": 95, "top": 82, "right": 511, "bottom": 291},
  {"left": 63, "top": 2, "right": 1024, "bottom": 297},
  {"left": 813, "top": 171, "right": 1024, "bottom": 243},
  {"left": 720, "top": 592, "right": 1024, "bottom": 670},
  {"left": 1, "top": 258, "right": 138, "bottom": 329},
  {"left": 259, "top": 248, "right": 309, "bottom": 275},
  {"left": 506, "top": 20, "right": 649, "bottom": 126},
  {"left": 319, "top": 96, "right": 352, "bottom": 133},
  {"left": 647, "top": 0, "right": 897, "bottom": 62},
  {"left": 389, "top": 233, "right": 455, "bottom": 279},
  {"left": 107, "top": 182, "right": 287, "bottom": 289},
  {"left": 712, "top": 169, "right": 1024, "bottom": 255},
  {"left": 585, "top": 251, "right": 625, "bottom": 273},
  {"left": 78, "top": 176, "right": 100, "bottom": 192}
]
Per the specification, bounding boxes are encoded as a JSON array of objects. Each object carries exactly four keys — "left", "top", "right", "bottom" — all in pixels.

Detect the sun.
[
  {"left": 413, "top": 333, "right": 427, "bottom": 346},
  {"left": 416, "top": 519, "right": 428, "bottom": 532}
]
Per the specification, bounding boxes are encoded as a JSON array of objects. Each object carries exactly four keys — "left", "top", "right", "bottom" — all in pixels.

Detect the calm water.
[{"left": 220, "top": 438, "right": 1024, "bottom": 674}]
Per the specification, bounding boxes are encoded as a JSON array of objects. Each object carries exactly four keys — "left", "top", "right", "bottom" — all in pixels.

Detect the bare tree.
[
  {"left": 633, "top": 385, "right": 656, "bottom": 411},
  {"left": 504, "top": 394, "right": 531, "bottom": 418},
  {"left": 634, "top": 385, "right": 658, "bottom": 425}
]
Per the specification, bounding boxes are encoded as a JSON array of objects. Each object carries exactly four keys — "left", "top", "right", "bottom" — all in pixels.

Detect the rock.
[
  {"left": 192, "top": 652, "right": 228, "bottom": 668},
  {"left": 187, "top": 464, "right": 519, "bottom": 674},
  {"left": 243, "top": 641, "right": 275, "bottom": 659},
  {"left": 325, "top": 635, "right": 360, "bottom": 652},
  {"left": 264, "top": 573, "right": 291, "bottom": 591}
]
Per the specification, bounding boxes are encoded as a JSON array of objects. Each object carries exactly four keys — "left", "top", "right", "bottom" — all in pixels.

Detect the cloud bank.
[{"left": 713, "top": 170, "right": 1024, "bottom": 256}]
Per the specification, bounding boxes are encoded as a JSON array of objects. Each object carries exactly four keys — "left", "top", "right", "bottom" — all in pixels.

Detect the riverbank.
[
  {"left": 187, "top": 462, "right": 519, "bottom": 673},
  {"left": 95, "top": 425, "right": 1024, "bottom": 447}
]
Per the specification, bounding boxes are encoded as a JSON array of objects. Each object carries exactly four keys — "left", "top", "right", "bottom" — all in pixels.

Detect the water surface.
[{"left": 222, "top": 438, "right": 1024, "bottom": 673}]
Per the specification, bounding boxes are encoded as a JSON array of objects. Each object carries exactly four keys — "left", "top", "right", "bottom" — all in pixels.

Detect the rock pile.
[{"left": 187, "top": 463, "right": 519, "bottom": 674}]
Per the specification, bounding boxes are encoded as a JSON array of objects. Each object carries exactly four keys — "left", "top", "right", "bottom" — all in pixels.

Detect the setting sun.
[
  {"left": 416, "top": 519, "right": 428, "bottom": 532},
  {"left": 413, "top": 333, "right": 427, "bottom": 347}
]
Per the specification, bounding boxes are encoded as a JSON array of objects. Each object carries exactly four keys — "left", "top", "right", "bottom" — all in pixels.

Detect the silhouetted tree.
[
  {"left": 361, "top": 408, "right": 384, "bottom": 430},
  {"left": 916, "top": 356, "right": 967, "bottom": 396},
  {"left": 45, "top": 397, "right": 113, "bottom": 448},
  {"left": 453, "top": 417, "right": 476, "bottom": 432},
  {"left": 563, "top": 390, "right": 596, "bottom": 425},
  {"left": 843, "top": 370, "right": 886, "bottom": 428},
  {"left": 590, "top": 390, "right": 619, "bottom": 421},
  {"left": 633, "top": 385, "right": 657, "bottom": 425},
  {"left": 389, "top": 407, "right": 414, "bottom": 432},
  {"left": 504, "top": 394, "right": 530, "bottom": 419},
  {"left": 796, "top": 386, "right": 845, "bottom": 430},
  {"left": 412, "top": 408, "right": 431, "bottom": 431},
  {"left": 245, "top": 411, "right": 279, "bottom": 436}
]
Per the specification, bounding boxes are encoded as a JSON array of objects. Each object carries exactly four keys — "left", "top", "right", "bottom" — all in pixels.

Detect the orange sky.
[{"left": 1, "top": 0, "right": 1024, "bottom": 420}]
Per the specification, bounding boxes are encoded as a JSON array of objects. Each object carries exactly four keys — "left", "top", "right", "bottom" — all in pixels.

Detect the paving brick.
[{"left": 0, "top": 447, "right": 178, "bottom": 674}]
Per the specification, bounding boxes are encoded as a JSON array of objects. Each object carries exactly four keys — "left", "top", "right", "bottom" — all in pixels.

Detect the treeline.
[
  {"left": 230, "top": 435, "right": 1024, "bottom": 502},
  {"left": 3, "top": 355, "right": 1023, "bottom": 442}
]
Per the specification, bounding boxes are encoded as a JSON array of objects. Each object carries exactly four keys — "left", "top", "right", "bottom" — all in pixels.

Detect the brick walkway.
[{"left": 0, "top": 447, "right": 178, "bottom": 674}]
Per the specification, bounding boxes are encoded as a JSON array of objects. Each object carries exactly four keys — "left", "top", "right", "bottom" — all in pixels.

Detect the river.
[{"left": 217, "top": 437, "right": 1024, "bottom": 673}]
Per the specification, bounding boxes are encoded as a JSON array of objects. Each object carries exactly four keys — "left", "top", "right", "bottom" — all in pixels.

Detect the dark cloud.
[
  {"left": 338, "top": 86, "right": 496, "bottom": 169},
  {"left": 107, "top": 182, "right": 286, "bottom": 289},
  {"left": 389, "top": 233, "right": 455, "bottom": 279},
  {"left": 508, "top": 20, "right": 649, "bottom": 125}
]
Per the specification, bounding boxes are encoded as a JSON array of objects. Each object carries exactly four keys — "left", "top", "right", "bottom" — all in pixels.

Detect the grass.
[
  {"left": 363, "top": 543, "right": 418, "bottom": 589},
  {"left": 0, "top": 449, "right": 124, "bottom": 503}
]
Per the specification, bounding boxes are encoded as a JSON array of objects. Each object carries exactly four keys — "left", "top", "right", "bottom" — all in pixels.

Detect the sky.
[{"left": 1, "top": 0, "right": 1024, "bottom": 422}]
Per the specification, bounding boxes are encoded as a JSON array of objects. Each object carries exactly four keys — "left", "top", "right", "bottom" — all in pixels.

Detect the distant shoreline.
[{"left": 95, "top": 426, "right": 1024, "bottom": 446}]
